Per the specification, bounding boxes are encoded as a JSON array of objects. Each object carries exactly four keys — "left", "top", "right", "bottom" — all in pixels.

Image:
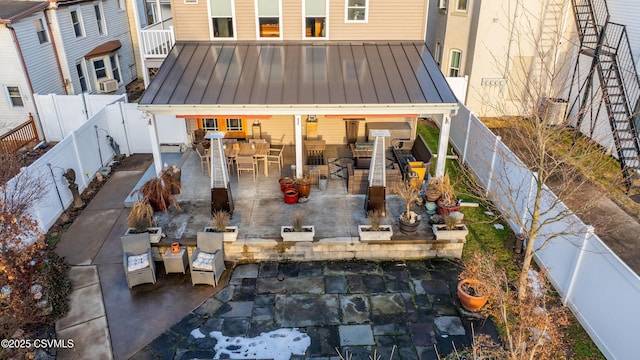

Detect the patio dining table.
[{"left": 224, "top": 142, "right": 270, "bottom": 177}]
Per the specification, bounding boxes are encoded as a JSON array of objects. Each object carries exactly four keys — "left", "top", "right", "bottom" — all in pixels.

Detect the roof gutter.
[
  {"left": 5, "top": 23, "right": 36, "bottom": 97},
  {"left": 136, "top": 103, "right": 460, "bottom": 117}
]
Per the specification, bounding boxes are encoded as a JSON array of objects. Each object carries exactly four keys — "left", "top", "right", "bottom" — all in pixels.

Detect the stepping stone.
[
  {"left": 413, "top": 279, "right": 450, "bottom": 295},
  {"left": 339, "top": 325, "right": 374, "bottom": 346},
  {"left": 325, "top": 276, "right": 348, "bottom": 294},
  {"left": 231, "top": 263, "right": 259, "bottom": 279},
  {"left": 434, "top": 316, "right": 466, "bottom": 336},
  {"left": 340, "top": 294, "right": 370, "bottom": 324},
  {"left": 369, "top": 294, "right": 405, "bottom": 315},
  {"left": 408, "top": 323, "right": 436, "bottom": 347},
  {"left": 216, "top": 301, "right": 254, "bottom": 318},
  {"left": 275, "top": 294, "right": 339, "bottom": 327}
]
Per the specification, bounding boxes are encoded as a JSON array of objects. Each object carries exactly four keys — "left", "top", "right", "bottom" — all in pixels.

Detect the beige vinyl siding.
[
  {"left": 329, "top": 0, "right": 426, "bottom": 40},
  {"left": 173, "top": 1, "right": 210, "bottom": 41},
  {"left": 262, "top": 115, "right": 295, "bottom": 144},
  {"left": 235, "top": 0, "right": 256, "bottom": 40},
  {"left": 282, "top": 0, "right": 302, "bottom": 40}
]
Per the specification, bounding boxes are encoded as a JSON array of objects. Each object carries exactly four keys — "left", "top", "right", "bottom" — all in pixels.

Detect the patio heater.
[
  {"left": 365, "top": 130, "right": 390, "bottom": 216},
  {"left": 206, "top": 131, "right": 234, "bottom": 216}
]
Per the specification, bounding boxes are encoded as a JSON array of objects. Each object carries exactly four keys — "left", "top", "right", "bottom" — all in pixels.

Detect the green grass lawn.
[{"left": 417, "top": 122, "right": 604, "bottom": 359}]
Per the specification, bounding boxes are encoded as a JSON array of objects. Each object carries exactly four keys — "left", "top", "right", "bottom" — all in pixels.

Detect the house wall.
[
  {"left": 173, "top": 0, "right": 427, "bottom": 41},
  {"left": 12, "top": 12, "right": 65, "bottom": 96},
  {"left": 0, "top": 27, "right": 40, "bottom": 134},
  {"left": 49, "top": 0, "right": 137, "bottom": 95}
]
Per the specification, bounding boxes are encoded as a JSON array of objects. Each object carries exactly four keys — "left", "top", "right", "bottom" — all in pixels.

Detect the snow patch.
[
  {"left": 527, "top": 269, "right": 543, "bottom": 297},
  {"left": 190, "top": 328, "right": 205, "bottom": 339},
  {"left": 198, "top": 328, "right": 310, "bottom": 360}
]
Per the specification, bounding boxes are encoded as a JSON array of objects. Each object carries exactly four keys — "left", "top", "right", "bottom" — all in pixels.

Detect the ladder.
[{"left": 572, "top": 0, "right": 640, "bottom": 193}]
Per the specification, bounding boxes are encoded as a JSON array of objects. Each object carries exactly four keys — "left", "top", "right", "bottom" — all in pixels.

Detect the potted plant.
[
  {"left": 457, "top": 253, "right": 491, "bottom": 312},
  {"left": 395, "top": 180, "right": 421, "bottom": 234},
  {"left": 162, "top": 164, "right": 181, "bottom": 195},
  {"left": 432, "top": 212, "right": 469, "bottom": 241},
  {"left": 358, "top": 209, "right": 393, "bottom": 241},
  {"left": 203, "top": 210, "right": 238, "bottom": 242},
  {"left": 436, "top": 174, "right": 460, "bottom": 216},
  {"left": 296, "top": 174, "right": 311, "bottom": 198},
  {"left": 138, "top": 171, "right": 181, "bottom": 212},
  {"left": 424, "top": 176, "right": 442, "bottom": 202},
  {"left": 280, "top": 210, "right": 314, "bottom": 242},
  {"left": 125, "top": 199, "right": 163, "bottom": 261},
  {"left": 279, "top": 177, "right": 296, "bottom": 192}
]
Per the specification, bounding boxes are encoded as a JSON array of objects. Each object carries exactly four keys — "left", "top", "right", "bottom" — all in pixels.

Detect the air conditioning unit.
[
  {"left": 98, "top": 79, "right": 118, "bottom": 93},
  {"left": 438, "top": 0, "right": 447, "bottom": 10}
]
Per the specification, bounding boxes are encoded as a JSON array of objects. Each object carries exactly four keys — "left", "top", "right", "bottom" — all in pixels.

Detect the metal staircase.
[{"left": 571, "top": 0, "right": 640, "bottom": 193}]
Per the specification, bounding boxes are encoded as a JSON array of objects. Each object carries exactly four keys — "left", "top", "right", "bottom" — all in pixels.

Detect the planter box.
[
  {"left": 280, "top": 226, "right": 315, "bottom": 242},
  {"left": 125, "top": 227, "right": 162, "bottom": 243},
  {"left": 358, "top": 225, "right": 393, "bottom": 241},
  {"left": 432, "top": 224, "right": 469, "bottom": 241},
  {"left": 203, "top": 226, "right": 239, "bottom": 242}
]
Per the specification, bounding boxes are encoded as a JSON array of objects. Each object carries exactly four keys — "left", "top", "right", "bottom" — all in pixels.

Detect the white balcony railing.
[{"left": 140, "top": 25, "right": 175, "bottom": 59}]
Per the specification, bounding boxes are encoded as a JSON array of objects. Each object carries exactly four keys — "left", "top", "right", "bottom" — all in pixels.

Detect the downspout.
[
  {"left": 44, "top": 4, "right": 68, "bottom": 95},
  {"left": 6, "top": 24, "right": 36, "bottom": 97}
]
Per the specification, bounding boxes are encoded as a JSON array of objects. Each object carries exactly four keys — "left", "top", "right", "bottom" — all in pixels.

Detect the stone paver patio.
[{"left": 132, "top": 260, "right": 498, "bottom": 360}]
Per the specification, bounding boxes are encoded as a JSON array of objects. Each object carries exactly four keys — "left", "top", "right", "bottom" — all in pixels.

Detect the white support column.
[
  {"left": 295, "top": 114, "right": 303, "bottom": 178},
  {"left": 145, "top": 112, "right": 162, "bottom": 176},
  {"left": 435, "top": 114, "right": 451, "bottom": 177}
]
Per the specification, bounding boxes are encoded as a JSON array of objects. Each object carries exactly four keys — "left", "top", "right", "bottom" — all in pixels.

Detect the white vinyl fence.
[{"left": 449, "top": 103, "right": 640, "bottom": 360}]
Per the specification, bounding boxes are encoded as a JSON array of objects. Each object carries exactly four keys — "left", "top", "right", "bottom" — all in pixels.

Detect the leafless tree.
[{"left": 465, "top": 3, "right": 615, "bottom": 298}]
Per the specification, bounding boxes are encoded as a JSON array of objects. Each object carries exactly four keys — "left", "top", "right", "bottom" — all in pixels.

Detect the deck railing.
[
  {"left": 140, "top": 25, "right": 175, "bottom": 59},
  {"left": 0, "top": 114, "right": 39, "bottom": 153}
]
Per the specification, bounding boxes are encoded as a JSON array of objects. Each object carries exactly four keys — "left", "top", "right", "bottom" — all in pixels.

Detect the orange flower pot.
[
  {"left": 170, "top": 242, "right": 181, "bottom": 254},
  {"left": 457, "top": 279, "right": 488, "bottom": 312}
]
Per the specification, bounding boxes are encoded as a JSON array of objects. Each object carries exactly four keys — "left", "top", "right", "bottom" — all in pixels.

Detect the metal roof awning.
[{"left": 139, "top": 41, "right": 459, "bottom": 116}]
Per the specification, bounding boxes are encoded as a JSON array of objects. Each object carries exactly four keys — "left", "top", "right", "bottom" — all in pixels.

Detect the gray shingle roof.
[
  {"left": 0, "top": 0, "right": 48, "bottom": 24},
  {"left": 139, "top": 42, "right": 458, "bottom": 108}
]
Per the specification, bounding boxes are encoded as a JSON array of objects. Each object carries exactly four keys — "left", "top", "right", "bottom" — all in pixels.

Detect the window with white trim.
[
  {"left": 434, "top": 42, "right": 442, "bottom": 65},
  {"left": 256, "top": 0, "right": 281, "bottom": 39},
  {"left": 70, "top": 8, "right": 84, "bottom": 37},
  {"left": 226, "top": 118, "right": 243, "bottom": 131},
  {"left": 304, "top": 0, "right": 326, "bottom": 39},
  {"left": 345, "top": 0, "right": 367, "bottom": 22},
  {"left": 449, "top": 49, "right": 462, "bottom": 77},
  {"left": 211, "top": 0, "right": 235, "bottom": 38},
  {"left": 34, "top": 18, "right": 48, "bottom": 44},
  {"left": 94, "top": 3, "right": 105, "bottom": 35},
  {"left": 6, "top": 86, "right": 24, "bottom": 107},
  {"left": 91, "top": 52, "right": 122, "bottom": 83},
  {"left": 76, "top": 61, "right": 89, "bottom": 92},
  {"left": 202, "top": 118, "right": 219, "bottom": 131},
  {"left": 110, "top": 54, "right": 121, "bottom": 82},
  {"left": 456, "top": 0, "right": 468, "bottom": 12}
]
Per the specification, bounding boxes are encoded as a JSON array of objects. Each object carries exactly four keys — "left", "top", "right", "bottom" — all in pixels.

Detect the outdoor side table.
[{"left": 163, "top": 247, "right": 188, "bottom": 274}]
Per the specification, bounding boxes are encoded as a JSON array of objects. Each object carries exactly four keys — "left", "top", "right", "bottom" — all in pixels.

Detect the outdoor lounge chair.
[
  {"left": 121, "top": 233, "right": 156, "bottom": 289},
  {"left": 189, "top": 232, "right": 226, "bottom": 286}
]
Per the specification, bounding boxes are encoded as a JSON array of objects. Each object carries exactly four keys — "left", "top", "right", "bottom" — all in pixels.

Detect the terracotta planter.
[
  {"left": 284, "top": 188, "right": 299, "bottom": 204},
  {"left": 279, "top": 177, "right": 296, "bottom": 192},
  {"left": 170, "top": 242, "right": 181, "bottom": 254},
  {"left": 437, "top": 198, "right": 460, "bottom": 216},
  {"left": 457, "top": 279, "right": 488, "bottom": 312},
  {"left": 297, "top": 182, "right": 311, "bottom": 197}
]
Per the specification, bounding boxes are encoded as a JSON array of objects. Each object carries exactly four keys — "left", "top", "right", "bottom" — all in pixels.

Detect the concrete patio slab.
[
  {"left": 67, "top": 265, "right": 100, "bottom": 289},
  {"left": 56, "top": 316, "right": 112, "bottom": 360},
  {"left": 55, "top": 209, "right": 122, "bottom": 265},
  {"left": 55, "top": 283, "right": 105, "bottom": 331}
]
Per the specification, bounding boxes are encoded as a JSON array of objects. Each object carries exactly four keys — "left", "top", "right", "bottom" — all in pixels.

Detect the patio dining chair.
[
  {"left": 267, "top": 146, "right": 284, "bottom": 173},
  {"left": 189, "top": 232, "right": 226, "bottom": 286},
  {"left": 236, "top": 154, "right": 256, "bottom": 181},
  {"left": 121, "top": 233, "right": 156, "bottom": 289},
  {"left": 195, "top": 143, "right": 210, "bottom": 175}
]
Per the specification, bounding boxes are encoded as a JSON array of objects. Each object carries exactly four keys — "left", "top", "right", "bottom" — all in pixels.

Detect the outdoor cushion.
[
  {"left": 192, "top": 252, "right": 215, "bottom": 271},
  {"left": 127, "top": 254, "right": 150, "bottom": 272}
]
